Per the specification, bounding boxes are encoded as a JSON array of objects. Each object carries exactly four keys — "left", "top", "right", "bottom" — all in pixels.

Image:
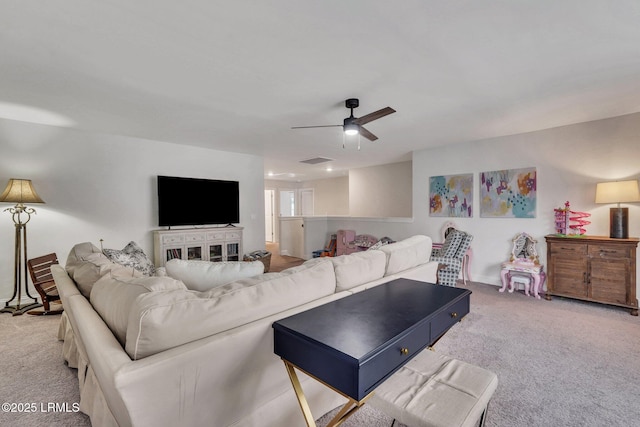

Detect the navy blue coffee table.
[{"left": 273, "top": 278, "right": 471, "bottom": 426}]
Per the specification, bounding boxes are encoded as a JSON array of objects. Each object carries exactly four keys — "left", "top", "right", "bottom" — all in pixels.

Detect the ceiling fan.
[{"left": 292, "top": 98, "right": 396, "bottom": 142}]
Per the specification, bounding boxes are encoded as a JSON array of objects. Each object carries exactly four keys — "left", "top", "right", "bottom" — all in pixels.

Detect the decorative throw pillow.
[
  {"left": 103, "top": 241, "right": 155, "bottom": 276},
  {"left": 368, "top": 240, "right": 387, "bottom": 251}
]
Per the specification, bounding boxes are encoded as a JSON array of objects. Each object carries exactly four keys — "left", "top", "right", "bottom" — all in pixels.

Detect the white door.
[
  {"left": 279, "top": 190, "right": 295, "bottom": 217},
  {"left": 264, "top": 189, "right": 275, "bottom": 242},
  {"left": 300, "top": 188, "right": 314, "bottom": 216}
]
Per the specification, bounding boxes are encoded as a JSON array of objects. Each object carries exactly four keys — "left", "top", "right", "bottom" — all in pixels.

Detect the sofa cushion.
[
  {"left": 125, "top": 260, "right": 337, "bottom": 360},
  {"left": 65, "top": 242, "right": 102, "bottom": 276},
  {"left": 103, "top": 241, "right": 156, "bottom": 276},
  {"left": 329, "top": 251, "right": 386, "bottom": 292},
  {"left": 90, "top": 275, "right": 187, "bottom": 346},
  {"left": 165, "top": 259, "right": 264, "bottom": 291},
  {"left": 65, "top": 243, "right": 144, "bottom": 298},
  {"left": 379, "top": 235, "right": 433, "bottom": 276}
]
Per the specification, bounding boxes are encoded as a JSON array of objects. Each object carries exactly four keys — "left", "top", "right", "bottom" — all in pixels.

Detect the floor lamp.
[{"left": 0, "top": 178, "right": 45, "bottom": 315}]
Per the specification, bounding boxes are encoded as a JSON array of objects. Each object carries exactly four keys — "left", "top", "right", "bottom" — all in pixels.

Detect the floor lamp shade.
[
  {"left": 595, "top": 180, "right": 640, "bottom": 239},
  {"left": 0, "top": 178, "right": 45, "bottom": 315},
  {"left": 0, "top": 178, "right": 44, "bottom": 205}
]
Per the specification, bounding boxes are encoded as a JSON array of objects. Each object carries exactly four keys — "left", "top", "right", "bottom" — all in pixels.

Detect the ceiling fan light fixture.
[{"left": 344, "top": 123, "right": 359, "bottom": 136}]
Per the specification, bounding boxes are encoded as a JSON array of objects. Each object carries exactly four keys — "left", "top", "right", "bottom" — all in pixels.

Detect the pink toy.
[
  {"left": 499, "top": 233, "right": 546, "bottom": 299},
  {"left": 554, "top": 201, "right": 591, "bottom": 236},
  {"left": 500, "top": 259, "right": 546, "bottom": 299}
]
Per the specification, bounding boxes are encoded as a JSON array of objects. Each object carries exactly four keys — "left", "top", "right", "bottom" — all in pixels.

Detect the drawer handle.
[
  {"left": 400, "top": 348, "right": 409, "bottom": 355},
  {"left": 599, "top": 250, "right": 617, "bottom": 256},
  {"left": 451, "top": 312, "right": 458, "bottom": 319}
]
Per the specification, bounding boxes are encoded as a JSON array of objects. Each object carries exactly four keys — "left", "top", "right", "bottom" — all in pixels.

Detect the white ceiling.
[{"left": 2, "top": 1, "right": 640, "bottom": 181}]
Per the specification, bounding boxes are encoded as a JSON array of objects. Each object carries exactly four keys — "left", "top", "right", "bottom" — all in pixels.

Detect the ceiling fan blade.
[
  {"left": 291, "top": 124, "right": 342, "bottom": 129},
  {"left": 359, "top": 126, "right": 378, "bottom": 141},
  {"left": 354, "top": 107, "right": 396, "bottom": 125}
]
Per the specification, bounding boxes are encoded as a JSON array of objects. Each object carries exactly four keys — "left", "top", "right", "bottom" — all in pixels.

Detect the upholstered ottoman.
[{"left": 369, "top": 350, "right": 498, "bottom": 427}]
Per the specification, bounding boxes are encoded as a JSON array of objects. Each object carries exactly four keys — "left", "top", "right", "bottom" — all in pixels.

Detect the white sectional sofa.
[{"left": 52, "top": 235, "right": 439, "bottom": 427}]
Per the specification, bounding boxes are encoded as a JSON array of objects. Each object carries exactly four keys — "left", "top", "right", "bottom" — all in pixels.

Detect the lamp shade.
[
  {"left": 595, "top": 180, "right": 640, "bottom": 204},
  {"left": 0, "top": 178, "right": 45, "bottom": 204}
]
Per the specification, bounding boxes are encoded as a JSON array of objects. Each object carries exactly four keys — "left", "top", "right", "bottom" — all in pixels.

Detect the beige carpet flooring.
[{"left": 2, "top": 280, "right": 639, "bottom": 426}]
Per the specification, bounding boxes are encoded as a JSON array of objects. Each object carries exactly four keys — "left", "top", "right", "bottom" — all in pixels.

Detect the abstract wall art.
[
  {"left": 480, "top": 167, "right": 536, "bottom": 218},
  {"left": 429, "top": 174, "right": 473, "bottom": 217}
]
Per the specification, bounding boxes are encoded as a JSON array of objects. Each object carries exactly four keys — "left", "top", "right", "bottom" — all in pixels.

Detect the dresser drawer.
[
  {"left": 162, "top": 235, "right": 184, "bottom": 245},
  {"left": 550, "top": 243, "right": 587, "bottom": 255},
  {"left": 225, "top": 231, "right": 242, "bottom": 240},
  {"left": 184, "top": 233, "right": 205, "bottom": 243},
  {"left": 206, "top": 231, "right": 226, "bottom": 240},
  {"left": 431, "top": 297, "right": 469, "bottom": 341},
  {"left": 588, "top": 244, "right": 630, "bottom": 259}
]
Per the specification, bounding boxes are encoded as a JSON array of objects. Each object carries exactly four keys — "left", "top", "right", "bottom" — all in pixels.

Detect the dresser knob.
[
  {"left": 451, "top": 312, "right": 458, "bottom": 318},
  {"left": 400, "top": 348, "right": 409, "bottom": 355}
]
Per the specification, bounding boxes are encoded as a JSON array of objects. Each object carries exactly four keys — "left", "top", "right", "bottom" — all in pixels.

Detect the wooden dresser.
[{"left": 545, "top": 235, "right": 638, "bottom": 315}]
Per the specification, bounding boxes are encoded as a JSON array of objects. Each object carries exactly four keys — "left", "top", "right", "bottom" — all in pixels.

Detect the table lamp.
[{"left": 595, "top": 179, "right": 640, "bottom": 239}]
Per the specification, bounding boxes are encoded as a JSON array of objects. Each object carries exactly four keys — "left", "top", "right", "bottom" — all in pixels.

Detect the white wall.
[
  {"left": 412, "top": 112, "right": 640, "bottom": 289},
  {"left": 302, "top": 176, "right": 349, "bottom": 216},
  {"left": 0, "top": 118, "right": 265, "bottom": 303},
  {"left": 349, "top": 161, "right": 412, "bottom": 217}
]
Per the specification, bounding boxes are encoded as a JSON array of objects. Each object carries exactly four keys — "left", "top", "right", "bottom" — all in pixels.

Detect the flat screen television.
[{"left": 157, "top": 175, "right": 240, "bottom": 226}]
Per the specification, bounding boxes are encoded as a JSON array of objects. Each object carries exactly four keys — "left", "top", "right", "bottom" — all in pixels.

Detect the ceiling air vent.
[{"left": 300, "top": 157, "right": 333, "bottom": 165}]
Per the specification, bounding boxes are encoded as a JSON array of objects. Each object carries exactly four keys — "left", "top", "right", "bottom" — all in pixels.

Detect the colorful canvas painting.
[
  {"left": 480, "top": 167, "right": 536, "bottom": 218},
  {"left": 429, "top": 174, "right": 473, "bottom": 217}
]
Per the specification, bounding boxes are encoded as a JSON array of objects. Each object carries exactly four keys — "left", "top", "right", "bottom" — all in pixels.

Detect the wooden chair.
[{"left": 27, "top": 253, "right": 63, "bottom": 315}]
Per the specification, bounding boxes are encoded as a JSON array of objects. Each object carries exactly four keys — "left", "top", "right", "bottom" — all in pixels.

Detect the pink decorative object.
[
  {"left": 554, "top": 201, "right": 591, "bottom": 235},
  {"left": 500, "top": 259, "right": 546, "bottom": 299},
  {"left": 499, "top": 233, "right": 546, "bottom": 299},
  {"left": 336, "top": 229, "right": 356, "bottom": 256}
]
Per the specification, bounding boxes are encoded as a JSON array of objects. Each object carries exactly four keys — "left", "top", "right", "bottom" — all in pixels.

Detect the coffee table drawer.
[
  {"left": 359, "top": 319, "right": 431, "bottom": 398},
  {"left": 431, "top": 297, "right": 469, "bottom": 341}
]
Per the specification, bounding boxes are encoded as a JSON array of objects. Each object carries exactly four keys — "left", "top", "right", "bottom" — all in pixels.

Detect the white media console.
[{"left": 153, "top": 227, "right": 243, "bottom": 267}]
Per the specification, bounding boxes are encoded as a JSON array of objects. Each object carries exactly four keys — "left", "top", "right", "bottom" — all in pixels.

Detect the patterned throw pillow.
[
  {"left": 367, "top": 240, "right": 387, "bottom": 251},
  {"left": 103, "top": 241, "right": 155, "bottom": 276}
]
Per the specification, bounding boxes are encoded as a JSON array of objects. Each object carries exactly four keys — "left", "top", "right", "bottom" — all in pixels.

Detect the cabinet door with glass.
[
  {"left": 226, "top": 241, "right": 240, "bottom": 261},
  {"left": 164, "top": 246, "right": 184, "bottom": 263},
  {"left": 183, "top": 233, "right": 205, "bottom": 261},
  {"left": 208, "top": 243, "right": 224, "bottom": 262}
]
